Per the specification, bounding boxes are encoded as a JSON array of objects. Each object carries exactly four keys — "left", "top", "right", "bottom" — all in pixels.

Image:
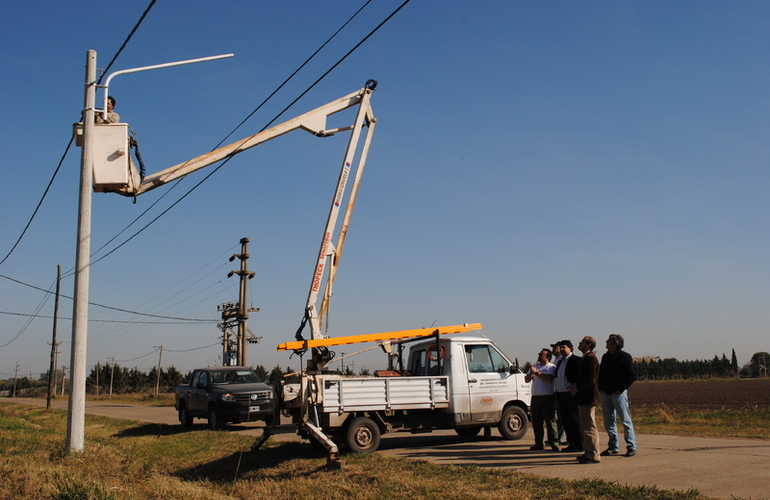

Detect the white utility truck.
[{"left": 255, "top": 324, "right": 531, "bottom": 456}]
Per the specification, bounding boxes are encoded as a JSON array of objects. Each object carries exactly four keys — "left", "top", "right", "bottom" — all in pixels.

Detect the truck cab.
[{"left": 406, "top": 335, "right": 531, "bottom": 434}]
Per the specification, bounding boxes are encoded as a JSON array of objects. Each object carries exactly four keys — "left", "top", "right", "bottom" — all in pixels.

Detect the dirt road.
[{"left": 4, "top": 397, "right": 769, "bottom": 500}]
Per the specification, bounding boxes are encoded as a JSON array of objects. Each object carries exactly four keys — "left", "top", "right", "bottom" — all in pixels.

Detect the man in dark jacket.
[
  {"left": 598, "top": 334, "right": 637, "bottom": 457},
  {"left": 571, "top": 336, "right": 601, "bottom": 463},
  {"left": 554, "top": 340, "right": 582, "bottom": 452}
]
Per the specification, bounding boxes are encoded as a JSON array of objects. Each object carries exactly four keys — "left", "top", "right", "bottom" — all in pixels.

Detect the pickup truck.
[
  {"left": 267, "top": 334, "right": 531, "bottom": 453},
  {"left": 175, "top": 366, "right": 275, "bottom": 429}
]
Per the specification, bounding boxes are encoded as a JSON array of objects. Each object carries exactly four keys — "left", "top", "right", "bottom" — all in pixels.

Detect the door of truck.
[
  {"left": 188, "top": 370, "right": 210, "bottom": 414},
  {"left": 464, "top": 343, "right": 518, "bottom": 422}
]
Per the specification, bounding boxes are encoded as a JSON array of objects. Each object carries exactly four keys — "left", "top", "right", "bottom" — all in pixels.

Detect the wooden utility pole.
[
  {"left": 227, "top": 238, "right": 259, "bottom": 366},
  {"left": 47, "top": 265, "right": 62, "bottom": 410}
]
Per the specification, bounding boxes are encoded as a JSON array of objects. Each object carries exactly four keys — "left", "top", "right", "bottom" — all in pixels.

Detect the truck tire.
[
  {"left": 345, "top": 417, "right": 381, "bottom": 453},
  {"left": 455, "top": 426, "right": 481, "bottom": 439},
  {"left": 208, "top": 405, "right": 226, "bottom": 430},
  {"left": 498, "top": 405, "right": 527, "bottom": 440},
  {"left": 178, "top": 402, "right": 193, "bottom": 428}
]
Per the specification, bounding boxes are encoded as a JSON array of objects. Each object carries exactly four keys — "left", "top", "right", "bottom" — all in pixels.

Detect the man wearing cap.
[
  {"left": 554, "top": 340, "right": 583, "bottom": 452},
  {"left": 598, "top": 334, "right": 637, "bottom": 457}
]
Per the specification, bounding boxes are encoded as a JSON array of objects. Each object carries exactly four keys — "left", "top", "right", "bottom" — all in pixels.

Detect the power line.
[
  {"left": 0, "top": 311, "right": 215, "bottom": 325},
  {"left": 0, "top": 138, "right": 72, "bottom": 267},
  {"left": 0, "top": 274, "right": 212, "bottom": 322},
  {"left": 87, "top": 0, "right": 406, "bottom": 267},
  {"left": 0, "top": 279, "right": 56, "bottom": 348},
  {"left": 96, "top": 0, "right": 159, "bottom": 85},
  {"left": 0, "top": 0, "right": 159, "bottom": 268},
  {"left": 212, "top": 0, "right": 374, "bottom": 149}
]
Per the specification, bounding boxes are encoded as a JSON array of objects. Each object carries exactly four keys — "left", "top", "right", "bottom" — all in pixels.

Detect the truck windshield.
[{"left": 210, "top": 370, "right": 262, "bottom": 385}]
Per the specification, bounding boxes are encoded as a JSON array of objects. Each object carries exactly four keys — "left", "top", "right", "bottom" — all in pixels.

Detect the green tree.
[{"left": 749, "top": 352, "right": 770, "bottom": 378}]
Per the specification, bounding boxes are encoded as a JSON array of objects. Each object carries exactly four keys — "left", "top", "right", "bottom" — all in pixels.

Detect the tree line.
[
  {"left": 634, "top": 350, "right": 769, "bottom": 380},
  {"left": 1, "top": 351, "right": 767, "bottom": 395}
]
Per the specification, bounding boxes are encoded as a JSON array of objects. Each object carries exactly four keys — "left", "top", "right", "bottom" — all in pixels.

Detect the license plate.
[{"left": 249, "top": 406, "right": 260, "bottom": 412}]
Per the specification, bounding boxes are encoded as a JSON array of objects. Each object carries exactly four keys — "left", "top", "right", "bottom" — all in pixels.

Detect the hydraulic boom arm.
[{"left": 97, "top": 82, "right": 377, "bottom": 197}]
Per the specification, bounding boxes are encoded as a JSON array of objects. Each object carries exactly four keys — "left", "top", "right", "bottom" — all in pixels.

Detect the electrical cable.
[
  {"left": 212, "top": 0, "right": 374, "bottom": 150},
  {"left": 0, "top": 279, "right": 56, "bottom": 348},
  {"left": 96, "top": 0, "right": 159, "bottom": 85},
  {"left": 90, "top": 0, "right": 410, "bottom": 268},
  {"left": 0, "top": 0, "right": 158, "bottom": 268},
  {"left": 0, "top": 138, "right": 72, "bottom": 267},
  {"left": 165, "top": 342, "right": 220, "bottom": 353},
  {"left": 0, "top": 311, "right": 214, "bottom": 325},
  {"left": 0, "top": 274, "right": 212, "bottom": 322}
]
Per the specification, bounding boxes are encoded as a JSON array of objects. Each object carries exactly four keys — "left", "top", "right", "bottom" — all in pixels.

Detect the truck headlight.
[{"left": 221, "top": 393, "right": 236, "bottom": 402}]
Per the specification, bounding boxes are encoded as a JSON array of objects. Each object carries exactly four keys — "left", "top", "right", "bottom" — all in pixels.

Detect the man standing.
[
  {"left": 598, "top": 334, "right": 637, "bottom": 457},
  {"left": 571, "top": 336, "right": 600, "bottom": 464},
  {"left": 554, "top": 340, "right": 582, "bottom": 452},
  {"left": 525, "top": 348, "right": 559, "bottom": 451}
]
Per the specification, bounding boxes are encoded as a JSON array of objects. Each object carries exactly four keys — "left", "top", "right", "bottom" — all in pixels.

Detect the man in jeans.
[{"left": 598, "top": 334, "right": 637, "bottom": 457}]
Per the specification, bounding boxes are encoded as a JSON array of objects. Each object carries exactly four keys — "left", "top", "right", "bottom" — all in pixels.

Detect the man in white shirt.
[{"left": 525, "top": 348, "right": 558, "bottom": 451}]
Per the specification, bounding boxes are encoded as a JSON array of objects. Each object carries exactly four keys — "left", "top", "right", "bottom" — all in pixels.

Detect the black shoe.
[
  {"left": 600, "top": 449, "right": 619, "bottom": 456},
  {"left": 550, "top": 443, "right": 560, "bottom": 451},
  {"left": 576, "top": 455, "right": 600, "bottom": 464},
  {"left": 625, "top": 448, "right": 637, "bottom": 457},
  {"left": 562, "top": 446, "right": 584, "bottom": 453},
  {"left": 529, "top": 444, "right": 545, "bottom": 450}
]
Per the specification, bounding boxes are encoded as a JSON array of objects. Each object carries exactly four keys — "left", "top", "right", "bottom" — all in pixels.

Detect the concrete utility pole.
[
  {"left": 47, "top": 265, "right": 62, "bottom": 410},
  {"left": 12, "top": 362, "right": 20, "bottom": 397},
  {"left": 154, "top": 346, "right": 163, "bottom": 396},
  {"left": 109, "top": 358, "right": 115, "bottom": 397},
  {"left": 67, "top": 50, "right": 96, "bottom": 453},
  {"left": 227, "top": 237, "right": 259, "bottom": 366}
]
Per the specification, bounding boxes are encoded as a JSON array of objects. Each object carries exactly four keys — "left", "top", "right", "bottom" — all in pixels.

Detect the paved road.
[{"left": 4, "top": 397, "right": 768, "bottom": 500}]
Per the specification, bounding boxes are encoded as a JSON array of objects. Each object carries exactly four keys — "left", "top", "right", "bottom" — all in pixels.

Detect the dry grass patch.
[
  {"left": 632, "top": 404, "right": 770, "bottom": 439},
  {"left": 1, "top": 401, "right": 719, "bottom": 500}
]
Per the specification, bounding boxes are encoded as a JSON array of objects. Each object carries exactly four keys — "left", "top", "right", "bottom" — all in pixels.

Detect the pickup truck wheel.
[
  {"left": 178, "top": 403, "right": 193, "bottom": 427},
  {"left": 498, "top": 405, "right": 528, "bottom": 440},
  {"left": 455, "top": 426, "right": 481, "bottom": 439},
  {"left": 208, "top": 405, "right": 226, "bottom": 430},
  {"left": 345, "top": 417, "right": 381, "bottom": 453}
]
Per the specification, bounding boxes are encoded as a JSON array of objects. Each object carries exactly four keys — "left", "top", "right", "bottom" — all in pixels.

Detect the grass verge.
[
  {"left": 0, "top": 402, "right": 719, "bottom": 500},
  {"left": 631, "top": 404, "right": 770, "bottom": 439}
]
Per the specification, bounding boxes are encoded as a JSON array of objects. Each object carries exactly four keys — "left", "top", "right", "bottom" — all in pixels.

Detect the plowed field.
[{"left": 628, "top": 379, "right": 770, "bottom": 410}]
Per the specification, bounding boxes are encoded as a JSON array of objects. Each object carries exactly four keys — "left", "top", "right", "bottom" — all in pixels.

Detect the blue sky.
[{"left": 1, "top": 1, "right": 769, "bottom": 380}]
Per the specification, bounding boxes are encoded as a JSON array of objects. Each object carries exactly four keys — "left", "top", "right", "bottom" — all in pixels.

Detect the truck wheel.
[
  {"left": 178, "top": 403, "right": 193, "bottom": 428},
  {"left": 455, "top": 426, "right": 481, "bottom": 439},
  {"left": 208, "top": 405, "right": 226, "bottom": 430},
  {"left": 345, "top": 417, "right": 381, "bottom": 453},
  {"left": 498, "top": 405, "right": 527, "bottom": 440}
]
